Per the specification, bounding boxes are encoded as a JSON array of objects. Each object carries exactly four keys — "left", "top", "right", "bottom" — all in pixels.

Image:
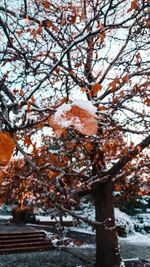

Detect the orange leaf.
[
  {"left": 131, "top": 0, "right": 139, "bottom": 9},
  {"left": 24, "top": 136, "right": 32, "bottom": 148},
  {"left": 56, "top": 67, "right": 60, "bottom": 75},
  {"left": 43, "top": 1, "right": 50, "bottom": 9},
  {"left": 137, "top": 145, "right": 142, "bottom": 153},
  {"left": 99, "top": 24, "right": 105, "bottom": 44},
  {"left": 75, "top": 61, "right": 81, "bottom": 68},
  {"left": 69, "top": 69, "right": 75, "bottom": 76},
  {"left": 85, "top": 143, "right": 93, "bottom": 153},
  {"left": 43, "top": 20, "right": 59, "bottom": 32},
  {"left": 0, "top": 170, "right": 4, "bottom": 179},
  {"left": 136, "top": 52, "right": 141, "bottom": 67},
  {"left": 115, "top": 184, "right": 122, "bottom": 191},
  {"left": 121, "top": 74, "right": 129, "bottom": 83},
  {"left": 98, "top": 105, "right": 107, "bottom": 111},
  {"left": 80, "top": 87, "right": 91, "bottom": 96},
  {"left": 31, "top": 96, "right": 36, "bottom": 104},
  {"left": 107, "top": 77, "right": 121, "bottom": 91},
  {"left": 144, "top": 98, "right": 150, "bottom": 106},
  {"left": 37, "top": 24, "right": 43, "bottom": 35},
  {"left": 45, "top": 20, "right": 53, "bottom": 27},
  {"left": 80, "top": 87, "right": 88, "bottom": 93},
  {"left": 60, "top": 97, "right": 68, "bottom": 105},
  {"left": 48, "top": 170, "right": 57, "bottom": 180},
  {"left": 91, "top": 84, "right": 102, "bottom": 96},
  {"left": 79, "top": 117, "right": 97, "bottom": 136},
  {"left": 26, "top": 101, "right": 31, "bottom": 112},
  {"left": 0, "top": 196, "right": 7, "bottom": 205},
  {"left": 0, "top": 132, "right": 15, "bottom": 166},
  {"left": 127, "top": 0, "right": 139, "bottom": 12},
  {"left": 69, "top": 14, "right": 76, "bottom": 25}
]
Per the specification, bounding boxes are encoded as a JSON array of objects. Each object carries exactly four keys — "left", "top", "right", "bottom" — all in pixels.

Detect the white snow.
[
  {"left": 61, "top": 242, "right": 95, "bottom": 249},
  {"left": 120, "top": 261, "right": 126, "bottom": 267},
  {"left": 124, "top": 258, "right": 139, "bottom": 261},
  {"left": 133, "top": 213, "right": 150, "bottom": 234},
  {"left": 0, "top": 214, "right": 73, "bottom": 222},
  {"left": 36, "top": 215, "right": 73, "bottom": 222},
  {"left": 55, "top": 103, "right": 71, "bottom": 117},
  {"left": 120, "top": 232, "right": 150, "bottom": 245},
  {"left": 72, "top": 117, "right": 84, "bottom": 132},
  {"left": 54, "top": 103, "right": 72, "bottom": 128},
  {"left": 69, "top": 227, "right": 95, "bottom": 235},
  {"left": 115, "top": 208, "right": 135, "bottom": 235},
  {"left": 73, "top": 99, "right": 97, "bottom": 115},
  {"left": 0, "top": 215, "right": 12, "bottom": 220}
]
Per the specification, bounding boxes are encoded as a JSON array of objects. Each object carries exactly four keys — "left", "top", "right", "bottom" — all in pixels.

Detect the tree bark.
[{"left": 92, "top": 181, "right": 122, "bottom": 267}]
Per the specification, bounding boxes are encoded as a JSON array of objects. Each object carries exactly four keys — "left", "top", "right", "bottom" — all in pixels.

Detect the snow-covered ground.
[
  {"left": 0, "top": 215, "right": 12, "bottom": 220},
  {"left": 120, "top": 232, "right": 150, "bottom": 245},
  {"left": 0, "top": 214, "right": 72, "bottom": 222},
  {"left": 68, "top": 227, "right": 150, "bottom": 246}
]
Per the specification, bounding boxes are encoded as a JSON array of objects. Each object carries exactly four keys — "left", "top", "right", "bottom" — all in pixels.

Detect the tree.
[
  {"left": 0, "top": 0, "right": 150, "bottom": 266},
  {"left": 114, "top": 156, "right": 150, "bottom": 215}
]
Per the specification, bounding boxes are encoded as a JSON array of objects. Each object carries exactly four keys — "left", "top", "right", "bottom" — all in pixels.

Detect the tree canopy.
[{"left": 0, "top": 1, "right": 150, "bottom": 266}]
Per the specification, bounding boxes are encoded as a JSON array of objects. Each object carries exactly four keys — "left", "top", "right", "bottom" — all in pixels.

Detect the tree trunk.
[{"left": 92, "top": 181, "right": 122, "bottom": 267}]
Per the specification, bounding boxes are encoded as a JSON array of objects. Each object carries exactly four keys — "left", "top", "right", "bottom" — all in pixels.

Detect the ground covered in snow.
[{"left": 120, "top": 233, "right": 150, "bottom": 261}]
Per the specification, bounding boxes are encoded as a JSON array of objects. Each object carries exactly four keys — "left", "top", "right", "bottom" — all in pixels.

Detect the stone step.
[
  {"left": 0, "top": 230, "right": 53, "bottom": 254},
  {"left": 0, "top": 240, "right": 51, "bottom": 248},
  {"left": 0, "top": 233, "right": 45, "bottom": 240},
  {"left": 0, "top": 245, "right": 53, "bottom": 254},
  {"left": 0, "top": 231, "right": 45, "bottom": 236},
  {"left": 0, "top": 238, "right": 50, "bottom": 245}
]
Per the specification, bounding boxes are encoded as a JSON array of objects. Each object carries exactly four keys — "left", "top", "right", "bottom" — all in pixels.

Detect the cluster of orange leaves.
[{"left": 0, "top": 132, "right": 15, "bottom": 166}]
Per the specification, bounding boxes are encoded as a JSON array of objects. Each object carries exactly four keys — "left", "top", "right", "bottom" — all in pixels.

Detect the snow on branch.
[{"left": 57, "top": 205, "right": 116, "bottom": 231}]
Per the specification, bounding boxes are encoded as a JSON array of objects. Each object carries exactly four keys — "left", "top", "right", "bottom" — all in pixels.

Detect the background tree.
[
  {"left": 0, "top": 0, "right": 150, "bottom": 266},
  {"left": 114, "top": 154, "right": 150, "bottom": 215}
]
